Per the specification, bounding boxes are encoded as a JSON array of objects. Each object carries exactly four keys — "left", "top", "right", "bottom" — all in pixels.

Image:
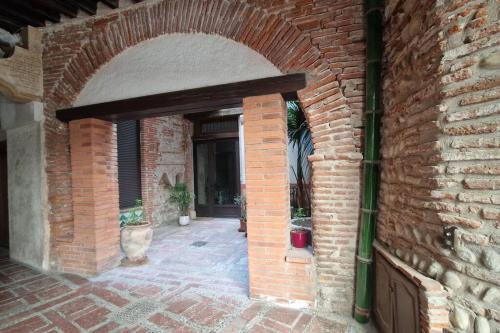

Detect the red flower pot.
[{"left": 290, "top": 229, "right": 308, "bottom": 248}]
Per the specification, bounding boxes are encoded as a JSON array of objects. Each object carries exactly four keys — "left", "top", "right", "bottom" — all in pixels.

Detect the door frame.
[
  {"left": 0, "top": 141, "right": 8, "bottom": 249},
  {"left": 193, "top": 137, "right": 241, "bottom": 218}
]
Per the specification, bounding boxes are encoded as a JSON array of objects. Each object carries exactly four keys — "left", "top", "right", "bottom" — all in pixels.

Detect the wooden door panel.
[
  {"left": 374, "top": 252, "right": 419, "bottom": 333},
  {"left": 374, "top": 253, "right": 393, "bottom": 333},
  {"left": 392, "top": 268, "right": 419, "bottom": 333}
]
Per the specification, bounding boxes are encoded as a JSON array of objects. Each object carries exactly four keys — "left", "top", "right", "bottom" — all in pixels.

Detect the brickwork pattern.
[
  {"left": 52, "top": 118, "right": 120, "bottom": 276},
  {"left": 379, "top": 0, "right": 499, "bottom": 331},
  {"left": 244, "top": 94, "right": 315, "bottom": 305},
  {"left": 42, "top": 0, "right": 366, "bottom": 313}
]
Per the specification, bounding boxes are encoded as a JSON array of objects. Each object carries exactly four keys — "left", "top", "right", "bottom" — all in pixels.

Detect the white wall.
[
  {"left": 288, "top": 143, "right": 298, "bottom": 185},
  {"left": 74, "top": 33, "right": 282, "bottom": 106},
  {"left": 239, "top": 115, "right": 245, "bottom": 186}
]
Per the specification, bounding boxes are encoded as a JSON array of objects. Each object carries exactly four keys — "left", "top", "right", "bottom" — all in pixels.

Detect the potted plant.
[
  {"left": 294, "top": 207, "right": 307, "bottom": 219},
  {"left": 291, "top": 207, "right": 312, "bottom": 246},
  {"left": 234, "top": 194, "right": 247, "bottom": 232},
  {"left": 169, "top": 183, "right": 193, "bottom": 226},
  {"left": 290, "top": 227, "right": 309, "bottom": 248},
  {"left": 120, "top": 199, "right": 152, "bottom": 264}
]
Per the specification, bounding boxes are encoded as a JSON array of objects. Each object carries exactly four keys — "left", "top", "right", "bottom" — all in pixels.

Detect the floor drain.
[
  {"left": 112, "top": 299, "right": 161, "bottom": 325},
  {"left": 191, "top": 241, "right": 207, "bottom": 247}
]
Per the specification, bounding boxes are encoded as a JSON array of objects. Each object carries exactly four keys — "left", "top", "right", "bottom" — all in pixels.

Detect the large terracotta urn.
[{"left": 120, "top": 223, "right": 153, "bottom": 263}]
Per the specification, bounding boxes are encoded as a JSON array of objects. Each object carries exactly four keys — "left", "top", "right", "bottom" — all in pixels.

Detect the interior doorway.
[
  {"left": 194, "top": 139, "right": 240, "bottom": 218},
  {"left": 0, "top": 141, "right": 8, "bottom": 249}
]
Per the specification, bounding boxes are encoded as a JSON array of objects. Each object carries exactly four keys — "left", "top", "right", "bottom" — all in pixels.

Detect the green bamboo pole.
[{"left": 354, "top": 0, "right": 383, "bottom": 324}]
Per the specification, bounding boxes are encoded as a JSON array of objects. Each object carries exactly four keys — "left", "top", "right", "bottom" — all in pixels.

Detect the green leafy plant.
[
  {"left": 234, "top": 194, "right": 247, "bottom": 221},
  {"left": 287, "top": 101, "right": 313, "bottom": 213},
  {"left": 120, "top": 199, "right": 145, "bottom": 227},
  {"left": 293, "top": 207, "right": 307, "bottom": 218},
  {"left": 169, "top": 183, "right": 193, "bottom": 216}
]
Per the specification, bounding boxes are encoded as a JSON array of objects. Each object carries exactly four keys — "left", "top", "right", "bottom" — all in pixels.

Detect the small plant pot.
[
  {"left": 238, "top": 219, "right": 247, "bottom": 232},
  {"left": 179, "top": 215, "right": 190, "bottom": 226},
  {"left": 290, "top": 229, "right": 308, "bottom": 248}
]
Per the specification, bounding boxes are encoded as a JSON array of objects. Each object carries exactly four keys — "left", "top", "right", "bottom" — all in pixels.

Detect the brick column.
[
  {"left": 244, "top": 94, "right": 314, "bottom": 305},
  {"left": 63, "top": 118, "right": 120, "bottom": 275}
]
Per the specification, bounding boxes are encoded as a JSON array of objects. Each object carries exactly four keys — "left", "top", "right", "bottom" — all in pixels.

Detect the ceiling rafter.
[{"left": 0, "top": 0, "right": 144, "bottom": 33}]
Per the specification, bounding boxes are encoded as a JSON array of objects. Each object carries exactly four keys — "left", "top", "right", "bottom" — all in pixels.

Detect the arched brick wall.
[{"left": 43, "top": 0, "right": 364, "bottom": 313}]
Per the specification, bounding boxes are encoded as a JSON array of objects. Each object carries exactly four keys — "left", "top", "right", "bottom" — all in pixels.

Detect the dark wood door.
[
  {"left": 392, "top": 267, "right": 420, "bottom": 333},
  {"left": 374, "top": 253, "right": 393, "bottom": 333},
  {"left": 374, "top": 252, "right": 420, "bottom": 333},
  {"left": 194, "top": 139, "right": 240, "bottom": 218},
  {"left": 0, "top": 142, "right": 8, "bottom": 248}
]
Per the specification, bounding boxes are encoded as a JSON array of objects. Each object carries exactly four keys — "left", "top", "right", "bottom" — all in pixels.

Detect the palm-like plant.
[
  {"left": 169, "top": 183, "right": 193, "bottom": 216},
  {"left": 287, "top": 101, "right": 313, "bottom": 211}
]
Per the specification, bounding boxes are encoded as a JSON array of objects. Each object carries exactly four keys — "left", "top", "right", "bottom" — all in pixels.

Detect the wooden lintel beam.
[
  {"left": 56, "top": 73, "right": 306, "bottom": 122},
  {"left": 103, "top": 100, "right": 243, "bottom": 122}
]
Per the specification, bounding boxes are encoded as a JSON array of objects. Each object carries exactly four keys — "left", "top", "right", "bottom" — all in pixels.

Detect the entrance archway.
[{"left": 44, "top": 2, "right": 363, "bottom": 313}]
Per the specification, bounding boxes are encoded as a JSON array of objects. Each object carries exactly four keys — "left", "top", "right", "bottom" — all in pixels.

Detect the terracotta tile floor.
[{"left": 0, "top": 218, "right": 376, "bottom": 332}]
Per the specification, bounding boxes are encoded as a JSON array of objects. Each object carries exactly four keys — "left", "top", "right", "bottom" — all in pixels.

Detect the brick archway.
[{"left": 43, "top": 0, "right": 364, "bottom": 313}]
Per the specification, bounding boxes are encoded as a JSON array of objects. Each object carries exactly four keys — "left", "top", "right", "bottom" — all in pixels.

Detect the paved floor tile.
[{"left": 0, "top": 218, "right": 376, "bottom": 332}]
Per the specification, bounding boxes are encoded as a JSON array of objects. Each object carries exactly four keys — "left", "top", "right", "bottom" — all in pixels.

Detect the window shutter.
[{"left": 117, "top": 120, "right": 141, "bottom": 209}]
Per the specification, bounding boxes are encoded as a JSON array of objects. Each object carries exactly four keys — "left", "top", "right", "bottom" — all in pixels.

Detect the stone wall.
[
  {"left": 379, "top": 0, "right": 499, "bottom": 332},
  {"left": 0, "top": 98, "right": 49, "bottom": 271},
  {"left": 141, "top": 116, "right": 194, "bottom": 227}
]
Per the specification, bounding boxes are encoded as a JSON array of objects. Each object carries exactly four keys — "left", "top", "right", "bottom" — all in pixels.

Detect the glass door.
[{"left": 194, "top": 139, "right": 240, "bottom": 217}]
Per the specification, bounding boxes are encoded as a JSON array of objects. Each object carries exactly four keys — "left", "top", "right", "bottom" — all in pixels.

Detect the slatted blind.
[{"left": 117, "top": 120, "right": 141, "bottom": 209}]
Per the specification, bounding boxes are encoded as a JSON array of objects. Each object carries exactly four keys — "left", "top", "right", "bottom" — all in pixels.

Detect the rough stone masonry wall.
[
  {"left": 41, "top": 0, "right": 365, "bottom": 313},
  {"left": 379, "top": 0, "right": 499, "bottom": 332},
  {"left": 141, "top": 116, "right": 194, "bottom": 227}
]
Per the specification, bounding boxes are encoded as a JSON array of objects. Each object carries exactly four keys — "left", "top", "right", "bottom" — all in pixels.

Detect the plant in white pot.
[
  {"left": 169, "top": 183, "right": 193, "bottom": 226},
  {"left": 120, "top": 199, "right": 152, "bottom": 265}
]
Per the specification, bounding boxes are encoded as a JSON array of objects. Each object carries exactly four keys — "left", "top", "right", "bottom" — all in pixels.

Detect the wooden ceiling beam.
[
  {"left": 51, "top": 0, "right": 79, "bottom": 18},
  {"left": 7, "top": 0, "right": 60, "bottom": 24},
  {"left": 0, "top": 0, "right": 129, "bottom": 32},
  {"left": 57, "top": 73, "right": 307, "bottom": 122},
  {"left": 0, "top": 14, "right": 23, "bottom": 33},
  {"left": 76, "top": 0, "right": 98, "bottom": 15},
  {"left": 26, "top": 0, "right": 62, "bottom": 23},
  {"left": 0, "top": 4, "right": 46, "bottom": 27},
  {"left": 100, "top": 0, "right": 119, "bottom": 9}
]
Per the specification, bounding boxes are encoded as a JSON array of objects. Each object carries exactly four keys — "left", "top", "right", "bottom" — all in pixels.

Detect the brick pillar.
[
  {"left": 64, "top": 118, "right": 120, "bottom": 275},
  {"left": 244, "top": 94, "right": 314, "bottom": 305}
]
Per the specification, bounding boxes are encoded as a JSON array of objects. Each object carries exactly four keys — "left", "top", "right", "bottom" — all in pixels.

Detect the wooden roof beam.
[
  {"left": 100, "top": 0, "right": 119, "bottom": 9},
  {"left": 77, "top": 0, "right": 98, "bottom": 15}
]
